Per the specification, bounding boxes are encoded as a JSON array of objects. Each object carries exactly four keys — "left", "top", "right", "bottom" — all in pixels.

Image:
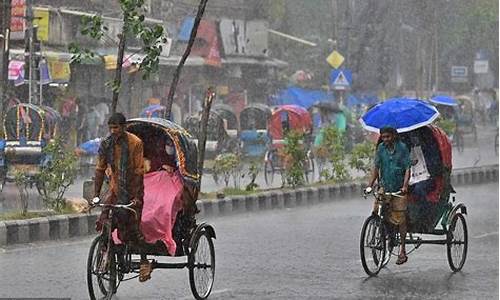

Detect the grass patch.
[{"left": 0, "top": 205, "right": 79, "bottom": 221}]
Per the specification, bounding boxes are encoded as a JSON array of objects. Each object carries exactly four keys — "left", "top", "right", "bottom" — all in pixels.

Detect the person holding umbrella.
[{"left": 366, "top": 126, "right": 411, "bottom": 265}]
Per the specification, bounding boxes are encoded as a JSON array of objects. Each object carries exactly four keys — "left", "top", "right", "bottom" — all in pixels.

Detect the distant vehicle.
[{"left": 0, "top": 103, "right": 60, "bottom": 191}]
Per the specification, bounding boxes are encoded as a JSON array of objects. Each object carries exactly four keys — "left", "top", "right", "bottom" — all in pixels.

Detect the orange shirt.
[{"left": 96, "top": 132, "right": 144, "bottom": 202}]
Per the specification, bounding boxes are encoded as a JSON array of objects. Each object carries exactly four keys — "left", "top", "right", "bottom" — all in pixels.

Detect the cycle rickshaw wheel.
[
  {"left": 189, "top": 229, "right": 216, "bottom": 300},
  {"left": 360, "top": 215, "right": 386, "bottom": 276},
  {"left": 87, "top": 236, "right": 117, "bottom": 300},
  {"left": 264, "top": 155, "right": 274, "bottom": 185},
  {"left": 447, "top": 213, "right": 468, "bottom": 272},
  {"left": 304, "top": 152, "right": 315, "bottom": 183}
]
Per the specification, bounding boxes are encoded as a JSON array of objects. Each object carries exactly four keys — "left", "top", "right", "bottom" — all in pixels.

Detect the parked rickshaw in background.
[
  {"left": 0, "top": 103, "right": 59, "bottom": 191},
  {"left": 310, "top": 101, "right": 344, "bottom": 176},
  {"left": 183, "top": 111, "right": 238, "bottom": 184},
  {"left": 212, "top": 104, "right": 238, "bottom": 139},
  {"left": 360, "top": 124, "right": 467, "bottom": 276},
  {"left": 239, "top": 103, "right": 272, "bottom": 159},
  {"left": 264, "top": 105, "right": 315, "bottom": 185},
  {"left": 453, "top": 95, "right": 477, "bottom": 152},
  {"left": 41, "top": 105, "right": 62, "bottom": 140},
  {"left": 88, "top": 117, "right": 216, "bottom": 300}
]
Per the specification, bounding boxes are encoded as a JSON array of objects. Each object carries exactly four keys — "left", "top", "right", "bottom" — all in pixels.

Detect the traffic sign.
[
  {"left": 474, "top": 60, "right": 489, "bottom": 74},
  {"left": 330, "top": 69, "right": 352, "bottom": 90},
  {"left": 451, "top": 66, "right": 467, "bottom": 77},
  {"left": 326, "top": 50, "right": 345, "bottom": 69}
]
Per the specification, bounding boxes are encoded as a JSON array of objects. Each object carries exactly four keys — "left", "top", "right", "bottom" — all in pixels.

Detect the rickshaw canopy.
[
  {"left": 3, "top": 103, "right": 46, "bottom": 141},
  {"left": 127, "top": 118, "right": 200, "bottom": 182},
  {"left": 212, "top": 104, "right": 238, "bottom": 130},
  {"left": 240, "top": 103, "right": 272, "bottom": 130},
  {"left": 269, "top": 104, "right": 312, "bottom": 140}
]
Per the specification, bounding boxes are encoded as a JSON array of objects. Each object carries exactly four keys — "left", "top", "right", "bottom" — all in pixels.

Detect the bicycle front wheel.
[{"left": 360, "top": 215, "right": 386, "bottom": 276}]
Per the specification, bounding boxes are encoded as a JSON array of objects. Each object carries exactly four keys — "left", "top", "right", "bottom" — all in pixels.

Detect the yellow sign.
[
  {"left": 47, "top": 58, "right": 70, "bottom": 81},
  {"left": 216, "top": 85, "right": 229, "bottom": 96},
  {"left": 104, "top": 55, "right": 117, "bottom": 70},
  {"left": 34, "top": 8, "right": 49, "bottom": 41},
  {"left": 326, "top": 50, "right": 344, "bottom": 69}
]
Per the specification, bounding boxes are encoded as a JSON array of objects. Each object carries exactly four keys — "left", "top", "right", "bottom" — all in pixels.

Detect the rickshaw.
[
  {"left": 309, "top": 101, "right": 344, "bottom": 176},
  {"left": 41, "top": 105, "right": 62, "bottom": 140},
  {"left": 0, "top": 103, "right": 56, "bottom": 191},
  {"left": 360, "top": 125, "right": 468, "bottom": 276},
  {"left": 183, "top": 112, "right": 239, "bottom": 184},
  {"left": 453, "top": 95, "right": 477, "bottom": 151},
  {"left": 212, "top": 104, "right": 238, "bottom": 139},
  {"left": 87, "top": 118, "right": 216, "bottom": 300},
  {"left": 239, "top": 103, "right": 272, "bottom": 159},
  {"left": 264, "top": 105, "right": 315, "bottom": 185}
]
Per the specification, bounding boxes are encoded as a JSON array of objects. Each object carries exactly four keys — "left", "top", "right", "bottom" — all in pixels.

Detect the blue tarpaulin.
[
  {"left": 178, "top": 17, "right": 195, "bottom": 42},
  {"left": 272, "top": 86, "right": 334, "bottom": 109}
]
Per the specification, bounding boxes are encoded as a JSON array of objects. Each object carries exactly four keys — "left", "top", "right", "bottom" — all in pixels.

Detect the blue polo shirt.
[{"left": 375, "top": 140, "right": 411, "bottom": 192}]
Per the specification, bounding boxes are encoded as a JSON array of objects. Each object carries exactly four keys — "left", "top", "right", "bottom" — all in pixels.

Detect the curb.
[{"left": 1, "top": 165, "right": 498, "bottom": 247}]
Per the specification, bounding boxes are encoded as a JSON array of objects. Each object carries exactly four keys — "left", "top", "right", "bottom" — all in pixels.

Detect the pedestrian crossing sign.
[{"left": 330, "top": 69, "right": 352, "bottom": 90}]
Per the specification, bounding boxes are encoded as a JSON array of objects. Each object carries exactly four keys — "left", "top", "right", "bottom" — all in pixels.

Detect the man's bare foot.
[
  {"left": 395, "top": 254, "right": 408, "bottom": 265},
  {"left": 139, "top": 260, "right": 152, "bottom": 282}
]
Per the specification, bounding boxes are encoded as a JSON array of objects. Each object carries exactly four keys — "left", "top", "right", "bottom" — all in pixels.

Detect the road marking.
[
  {"left": 179, "top": 288, "right": 231, "bottom": 300},
  {"left": 472, "top": 231, "right": 498, "bottom": 239}
]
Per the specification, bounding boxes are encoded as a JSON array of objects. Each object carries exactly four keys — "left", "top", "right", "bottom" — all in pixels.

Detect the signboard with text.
[
  {"left": 10, "top": 0, "right": 26, "bottom": 40},
  {"left": 451, "top": 66, "right": 468, "bottom": 83}
]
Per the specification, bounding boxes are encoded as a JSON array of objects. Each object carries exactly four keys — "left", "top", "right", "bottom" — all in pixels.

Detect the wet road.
[
  {"left": 0, "top": 125, "right": 497, "bottom": 213},
  {"left": 0, "top": 183, "right": 497, "bottom": 299}
]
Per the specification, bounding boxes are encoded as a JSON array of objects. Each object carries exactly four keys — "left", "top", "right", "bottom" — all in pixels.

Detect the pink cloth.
[{"left": 112, "top": 170, "right": 184, "bottom": 256}]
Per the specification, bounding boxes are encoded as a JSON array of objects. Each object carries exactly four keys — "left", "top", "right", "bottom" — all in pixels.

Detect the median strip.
[{"left": 0, "top": 165, "right": 497, "bottom": 246}]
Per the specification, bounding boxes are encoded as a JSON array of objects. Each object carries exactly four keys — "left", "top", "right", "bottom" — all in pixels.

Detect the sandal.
[
  {"left": 139, "top": 261, "right": 152, "bottom": 282},
  {"left": 395, "top": 254, "right": 408, "bottom": 265}
]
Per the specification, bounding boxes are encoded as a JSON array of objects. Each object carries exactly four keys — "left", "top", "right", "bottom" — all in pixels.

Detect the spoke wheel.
[
  {"left": 304, "top": 152, "right": 315, "bottom": 183},
  {"left": 87, "top": 236, "right": 117, "bottom": 300},
  {"left": 189, "top": 230, "right": 215, "bottom": 300},
  {"left": 360, "top": 215, "right": 386, "bottom": 276},
  {"left": 447, "top": 213, "right": 468, "bottom": 272},
  {"left": 264, "top": 155, "right": 274, "bottom": 185}
]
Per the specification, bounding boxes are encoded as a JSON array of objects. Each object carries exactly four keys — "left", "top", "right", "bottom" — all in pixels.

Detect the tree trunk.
[
  {"left": 196, "top": 88, "right": 215, "bottom": 187},
  {"left": 164, "top": 0, "right": 209, "bottom": 120},
  {"left": 112, "top": 31, "right": 127, "bottom": 114}
]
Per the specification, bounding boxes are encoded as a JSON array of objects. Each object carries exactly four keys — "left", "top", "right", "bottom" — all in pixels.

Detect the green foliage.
[
  {"left": 245, "top": 160, "right": 260, "bottom": 191},
  {"left": 320, "top": 126, "right": 350, "bottom": 182},
  {"left": 13, "top": 171, "right": 32, "bottom": 216},
  {"left": 35, "top": 138, "right": 78, "bottom": 212},
  {"left": 213, "top": 153, "right": 241, "bottom": 188},
  {"left": 283, "top": 131, "right": 307, "bottom": 187},
  {"left": 349, "top": 141, "right": 376, "bottom": 176},
  {"left": 435, "top": 118, "right": 456, "bottom": 136},
  {"left": 69, "top": 0, "right": 167, "bottom": 81}
]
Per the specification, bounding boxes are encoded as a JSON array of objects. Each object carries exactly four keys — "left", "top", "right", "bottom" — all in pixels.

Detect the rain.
[{"left": 0, "top": 0, "right": 498, "bottom": 299}]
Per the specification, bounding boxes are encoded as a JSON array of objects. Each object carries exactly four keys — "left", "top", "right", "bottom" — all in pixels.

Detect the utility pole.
[
  {"left": 0, "top": 0, "right": 12, "bottom": 119},
  {"left": 331, "top": 0, "right": 337, "bottom": 50},
  {"left": 433, "top": 3, "right": 439, "bottom": 92},
  {"left": 25, "top": 0, "right": 35, "bottom": 104}
]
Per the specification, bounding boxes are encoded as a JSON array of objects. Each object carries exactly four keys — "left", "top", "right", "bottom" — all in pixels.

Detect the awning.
[
  {"left": 9, "top": 48, "right": 288, "bottom": 68},
  {"left": 222, "top": 56, "right": 288, "bottom": 68}
]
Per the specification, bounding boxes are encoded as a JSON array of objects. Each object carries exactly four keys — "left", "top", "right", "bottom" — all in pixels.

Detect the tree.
[{"left": 69, "top": 0, "right": 168, "bottom": 113}]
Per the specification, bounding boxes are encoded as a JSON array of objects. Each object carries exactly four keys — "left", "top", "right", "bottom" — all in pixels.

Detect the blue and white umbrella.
[
  {"left": 429, "top": 95, "right": 458, "bottom": 106},
  {"left": 359, "top": 97, "right": 440, "bottom": 133}
]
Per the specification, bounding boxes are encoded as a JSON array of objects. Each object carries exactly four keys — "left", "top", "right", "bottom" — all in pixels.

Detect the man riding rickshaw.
[
  {"left": 88, "top": 113, "right": 215, "bottom": 300},
  {"left": 360, "top": 98, "right": 467, "bottom": 276}
]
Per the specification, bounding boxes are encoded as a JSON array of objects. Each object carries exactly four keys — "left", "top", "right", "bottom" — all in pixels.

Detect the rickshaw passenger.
[
  {"left": 403, "top": 128, "right": 443, "bottom": 230},
  {"left": 366, "top": 126, "right": 411, "bottom": 265},
  {"left": 142, "top": 135, "right": 184, "bottom": 256},
  {"left": 93, "top": 113, "right": 152, "bottom": 282}
]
